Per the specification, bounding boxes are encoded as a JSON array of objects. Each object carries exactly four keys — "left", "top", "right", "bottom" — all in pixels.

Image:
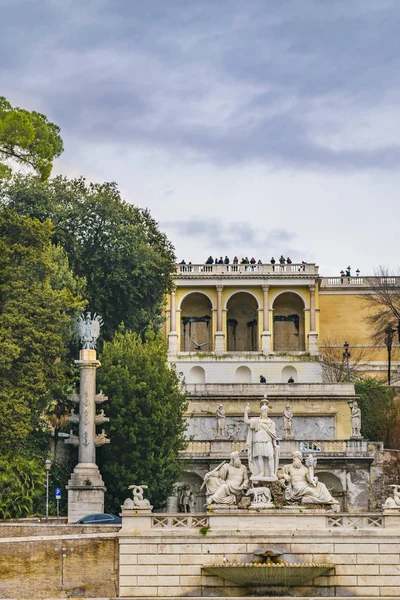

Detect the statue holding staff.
[{"left": 244, "top": 403, "right": 278, "bottom": 481}]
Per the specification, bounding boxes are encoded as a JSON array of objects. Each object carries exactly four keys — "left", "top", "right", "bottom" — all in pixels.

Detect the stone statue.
[
  {"left": 203, "top": 452, "right": 249, "bottom": 505},
  {"left": 123, "top": 485, "right": 153, "bottom": 510},
  {"left": 244, "top": 403, "right": 278, "bottom": 481},
  {"left": 278, "top": 451, "right": 339, "bottom": 506},
  {"left": 216, "top": 404, "right": 226, "bottom": 436},
  {"left": 282, "top": 404, "right": 294, "bottom": 439},
  {"left": 246, "top": 486, "right": 275, "bottom": 509},
  {"left": 178, "top": 485, "right": 193, "bottom": 513},
  {"left": 383, "top": 485, "right": 400, "bottom": 509},
  {"left": 77, "top": 312, "right": 104, "bottom": 349},
  {"left": 351, "top": 401, "right": 362, "bottom": 437}
]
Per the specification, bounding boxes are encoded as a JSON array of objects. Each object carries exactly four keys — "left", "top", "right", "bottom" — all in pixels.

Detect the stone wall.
[
  {"left": 0, "top": 525, "right": 119, "bottom": 598},
  {"left": 119, "top": 511, "right": 400, "bottom": 598}
]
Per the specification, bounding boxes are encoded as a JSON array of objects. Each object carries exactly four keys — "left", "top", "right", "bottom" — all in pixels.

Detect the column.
[
  {"left": 66, "top": 348, "right": 107, "bottom": 523},
  {"left": 215, "top": 285, "right": 225, "bottom": 353},
  {"left": 261, "top": 284, "right": 272, "bottom": 353},
  {"left": 78, "top": 358, "right": 98, "bottom": 463},
  {"left": 308, "top": 284, "right": 318, "bottom": 355},
  {"left": 168, "top": 290, "right": 178, "bottom": 355}
]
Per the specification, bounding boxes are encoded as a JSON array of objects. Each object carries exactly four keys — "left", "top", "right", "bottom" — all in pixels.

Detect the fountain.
[{"left": 203, "top": 549, "right": 334, "bottom": 588}]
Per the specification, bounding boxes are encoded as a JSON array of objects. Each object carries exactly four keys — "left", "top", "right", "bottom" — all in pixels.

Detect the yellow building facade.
[{"left": 165, "top": 261, "right": 393, "bottom": 513}]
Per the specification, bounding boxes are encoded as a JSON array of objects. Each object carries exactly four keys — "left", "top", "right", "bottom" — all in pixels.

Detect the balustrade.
[
  {"left": 152, "top": 515, "right": 209, "bottom": 529},
  {"left": 177, "top": 263, "right": 317, "bottom": 275},
  {"left": 180, "top": 439, "right": 368, "bottom": 457}
]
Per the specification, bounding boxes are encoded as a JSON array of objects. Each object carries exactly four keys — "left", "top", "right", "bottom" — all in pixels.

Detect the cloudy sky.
[{"left": 2, "top": 0, "right": 400, "bottom": 274}]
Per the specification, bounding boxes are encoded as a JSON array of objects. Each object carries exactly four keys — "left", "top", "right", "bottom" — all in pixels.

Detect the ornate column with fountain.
[{"left": 65, "top": 312, "right": 110, "bottom": 523}]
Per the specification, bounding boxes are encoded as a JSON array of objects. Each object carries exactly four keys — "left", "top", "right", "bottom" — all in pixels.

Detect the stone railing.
[
  {"left": 181, "top": 438, "right": 371, "bottom": 458},
  {"left": 326, "top": 514, "right": 383, "bottom": 529},
  {"left": 152, "top": 515, "right": 209, "bottom": 529},
  {"left": 231, "top": 441, "right": 247, "bottom": 453},
  {"left": 149, "top": 513, "right": 382, "bottom": 530},
  {"left": 321, "top": 276, "right": 400, "bottom": 287},
  {"left": 177, "top": 263, "right": 318, "bottom": 275},
  {"left": 182, "top": 441, "right": 211, "bottom": 454}
]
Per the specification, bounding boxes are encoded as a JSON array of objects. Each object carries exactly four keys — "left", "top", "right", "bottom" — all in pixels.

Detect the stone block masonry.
[
  {"left": 119, "top": 510, "right": 400, "bottom": 597},
  {"left": 0, "top": 524, "right": 119, "bottom": 598}
]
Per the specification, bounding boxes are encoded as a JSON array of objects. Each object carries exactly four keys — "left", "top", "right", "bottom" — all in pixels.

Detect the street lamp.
[
  {"left": 385, "top": 325, "right": 395, "bottom": 386},
  {"left": 44, "top": 459, "right": 52, "bottom": 523},
  {"left": 343, "top": 342, "right": 351, "bottom": 382}
]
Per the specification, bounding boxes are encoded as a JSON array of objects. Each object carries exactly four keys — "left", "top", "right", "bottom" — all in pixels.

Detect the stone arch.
[
  {"left": 281, "top": 365, "right": 298, "bottom": 383},
  {"left": 188, "top": 366, "right": 205, "bottom": 384},
  {"left": 226, "top": 292, "right": 259, "bottom": 351},
  {"left": 178, "top": 290, "right": 215, "bottom": 311},
  {"left": 316, "top": 471, "right": 345, "bottom": 511},
  {"left": 169, "top": 471, "right": 205, "bottom": 513},
  {"left": 180, "top": 292, "right": 212, "bottom": 352},
  {"left": 224, "top": 289, "right": 261, "bottom": 310},
  {"left": 272, "top": 292, "right": 306, "bottom": 352},
  {"left": 235, "top": 366, "right": 252, "bottom": 383}
]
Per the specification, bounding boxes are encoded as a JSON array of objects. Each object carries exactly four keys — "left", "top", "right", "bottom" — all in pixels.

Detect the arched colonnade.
[{"left": 169, "top": 286, "right": 317, "bottom": 354}]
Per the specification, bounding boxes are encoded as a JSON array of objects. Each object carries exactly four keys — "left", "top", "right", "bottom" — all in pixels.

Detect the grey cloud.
[
  {"left": 2, "top": 0, "right": 400, "bottom": 170},
  {"left": 163, "top": 218, "right": 296, "bottom": 252}
]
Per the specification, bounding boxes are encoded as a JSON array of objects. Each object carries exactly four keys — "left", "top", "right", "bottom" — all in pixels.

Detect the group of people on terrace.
[{"left": 201, "top": 255, "right": 296, "bottom": 265}]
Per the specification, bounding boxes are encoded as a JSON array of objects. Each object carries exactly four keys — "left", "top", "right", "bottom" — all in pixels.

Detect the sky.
[{"left": 1, "top": 0, "right": 400, "bottom": 275}]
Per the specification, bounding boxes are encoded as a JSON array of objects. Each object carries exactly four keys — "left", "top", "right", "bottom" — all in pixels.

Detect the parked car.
[{"left": 75, "top": 513, "right": 121, "bottom": 524}]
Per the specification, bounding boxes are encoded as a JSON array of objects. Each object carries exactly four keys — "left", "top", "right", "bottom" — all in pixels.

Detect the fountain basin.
[{"left": 202, "top": 563, "right": 334, "bottom": 586}]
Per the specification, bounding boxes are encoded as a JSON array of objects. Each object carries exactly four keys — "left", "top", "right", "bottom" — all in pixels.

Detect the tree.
[
  {"left": 2, "top": 175, "right": 176, "bottom": 340},
  {"left": 0, "top": 96, "right": 63, "bottom": 180},
  {"left": 0, "top": 208, "right": 85, "bottom": 455},
  {"left": 360, "top": 266, "right": 400, "bottom": 384},
  {"left": 0, "top": 456, "right": 45, "bottom": 519},
  {"left": 320, "top": 338, "right": 369, "bottom": 382},
  {"left": 355, "top": 378, "right": 400, "bottom": 448},
  {"left": 97, "top": 329, "right": 188, "bottom": 511}
]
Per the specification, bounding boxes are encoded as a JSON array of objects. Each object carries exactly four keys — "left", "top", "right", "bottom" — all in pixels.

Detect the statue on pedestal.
[
  {"left": 383, "top": 485, "right": 400, "bottom": 509},
  {"left": 178, "top": 485, "right": 194, "bottom": 513},
  {"left": 216, "top": 404, "right": 226, "bottom": 436},
  {"left": 77, "top": 312, "right": 104, "bottom": 349},
  {"left": 351, "top": 401, "right": 362, "bottom": 438},
  {"left": 123, "top": 485, "right": 153, "bottom": 510},
  {"left": 278, "top": 452, "right": 339, "bottom": 506},
  {"left": 244, "top": 403, "right": 278, "bottom": 481},
  {"left": 283, "top": 404, "right": 294, "bottom": 439},
  {"left": 203, "top": 452, "right": 249, "bottom": 505}
]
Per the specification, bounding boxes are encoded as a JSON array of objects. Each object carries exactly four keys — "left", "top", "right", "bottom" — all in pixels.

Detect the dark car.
[{"left": 75, "top": 513, "right": 122, "bottom": 525}]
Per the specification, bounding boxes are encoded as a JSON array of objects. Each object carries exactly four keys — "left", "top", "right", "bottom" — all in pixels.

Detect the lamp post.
[
  {"left": 385, "top": 325, "right": 395, "bottom": 386},
  {"left": 44, "top": 459, "right": 52, "bottom": 523},
  {"left": 343, "top": 342, "right": 351, "bottom": 382}
]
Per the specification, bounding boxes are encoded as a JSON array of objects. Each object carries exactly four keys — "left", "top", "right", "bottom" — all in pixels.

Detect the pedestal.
[
  {"left": 261, "top": 331, "right": 272, "bottom": 353},
  {"left": 214, "top": 331, "right": 225, "bottom": 354},
  {"left": 67, "top": 463, "right": 106, "bottom": 523},
  {"left": 308, "top": 331, "right": 319, "bottom": 355},
  {"left": 168, "top": 331, "right": 178, "bottom": 355}
]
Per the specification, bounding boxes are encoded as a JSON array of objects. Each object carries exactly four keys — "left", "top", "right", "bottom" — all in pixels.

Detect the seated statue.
[
  {"left": 279, "top": 451, "right": 339, "bottom": 506},
  {"left": 203, "top": 451, "right": 249, "bottom": 505},
  {"left": 383, "top": 484, "right": 400, "bottom": 509}
]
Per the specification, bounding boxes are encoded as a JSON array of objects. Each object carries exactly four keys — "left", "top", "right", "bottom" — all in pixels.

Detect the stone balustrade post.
[
  {"left": 261, "top": 284, "right": 272, "bottom": 353},
  {"left": 308, "top": 284, "right": 318, "bottom": 355},
  {"left": 215, "top": 285, "right": 224, "bottom": 353},
  {"left": 168, "top": 290, "right": 178, "bottom": 354}
]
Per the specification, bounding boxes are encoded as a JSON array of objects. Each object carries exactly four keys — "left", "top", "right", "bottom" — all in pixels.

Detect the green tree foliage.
[
  {"left": 0, "top": 208, "right": 85, "bottom": 454},
  {"left": 97, "top": 329, "right": 188, "bottom": 511},
  {"left": 2, "top": 175, "right": 176, "bottom": 340},
  {"left": 0, "top": 96, "right": 63, "bottom": 180},
  {"left": 355, "top": 378, "right": 400, "bottom": 448},
  {"left": 0, "top": 456, "right": 45, "bottom": 519}
]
